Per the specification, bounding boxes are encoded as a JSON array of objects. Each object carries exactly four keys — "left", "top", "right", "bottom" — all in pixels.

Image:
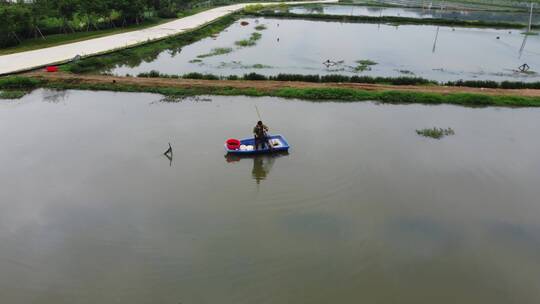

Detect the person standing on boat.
[{"left": 253, "top": 121, "right": 271, "bottom": 150}]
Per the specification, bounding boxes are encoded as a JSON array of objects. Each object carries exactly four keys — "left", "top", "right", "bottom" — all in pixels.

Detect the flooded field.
[
  {"left": 288, "top": 4, "right": 537, "bottom": 24},
  {"left": 110, "top": 18, "right": 540, "bottom": 82},
  {"left": 1, "top": 89, "right": 540, "bottom": 303}
]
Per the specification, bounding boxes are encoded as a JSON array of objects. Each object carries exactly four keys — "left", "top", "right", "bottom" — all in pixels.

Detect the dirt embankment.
[{"left": 27, "top": 71, "right": 540, "bottom": 98}]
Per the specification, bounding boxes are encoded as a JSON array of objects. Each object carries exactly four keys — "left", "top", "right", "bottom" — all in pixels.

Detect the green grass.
[
  {"left": 33, "top": 77, "right": 540, "bottom": 107},
  {"left": 235, "top": 32, "right": 262, "bottom": 47},
  {"left": 255, "top": 24, "right": 267, "bottom": 31},
  {"left": 0, "top": 90, "right": 28, "bottom": 99},
  {"left": 0, "top": 76, "right": 43, "bottom": 89},
  {"left": 197, "top": 47, "right": 233, "bottom": 58},
  {"left": 0, "top": 18, "right": 174, "bottom": 56},
  {"left": 416, "top": 127, "right": 455, "bottom": 139}
]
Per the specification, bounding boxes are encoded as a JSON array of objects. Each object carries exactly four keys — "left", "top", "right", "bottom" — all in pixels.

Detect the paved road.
[{"left": 0, "top": 1, "right": 335, "bottom": 75}]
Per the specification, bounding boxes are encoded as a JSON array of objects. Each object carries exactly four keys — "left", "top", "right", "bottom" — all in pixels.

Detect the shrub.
[
  {"left": 0, "top": 76, "right": 41, "bottom": 89},
  {"left": 243, "top": 73, "right": 267, "bottom": 80}
]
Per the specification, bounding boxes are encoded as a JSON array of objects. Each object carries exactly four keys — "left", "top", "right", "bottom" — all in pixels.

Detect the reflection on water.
[
  {"left": 289, "top": 4, "right": 538, "bottom": 24},
  {"left": 1, "top": 89, "right": 540, "bottom": 303},
  {"left": 226, "top": 152, "right": 289, "bottom": 184},
  {"left": 110, "top": 18, "right": 540, "bottom": 82}
]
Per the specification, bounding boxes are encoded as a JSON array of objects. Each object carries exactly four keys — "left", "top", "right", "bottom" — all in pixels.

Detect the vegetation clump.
[
  {"left": 0, "top": 90, "right": 27, "bottom": 99},
  {"left": 416, "top": 127, "right": 455, "bottom": 139},
  {"left": 235, "top": 32, "right": 262, "bottom": 47},
  {"left": 0, "top": 76, "right": 42, "bottom": 89},
  {"left": 254, "top": 24, "right": 267, "bottom": 31},
  {"left": 354, "top": 59, "right": 378, "bottom": 72},
  {"left": 197, "top": 47, "right": 233, "bottom": 58}
]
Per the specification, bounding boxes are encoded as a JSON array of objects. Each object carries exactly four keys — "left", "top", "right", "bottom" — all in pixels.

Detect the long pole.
[
  {"left": 255, "top": 105, "right": 262, "bottom": 121},
  {"left": 528, "top": 2, "right": 534, "bottom": 33}
]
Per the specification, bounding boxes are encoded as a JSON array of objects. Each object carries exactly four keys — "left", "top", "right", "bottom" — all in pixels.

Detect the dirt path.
[{"left": 27, "top": 72, "right": 540, "bottom": 98}]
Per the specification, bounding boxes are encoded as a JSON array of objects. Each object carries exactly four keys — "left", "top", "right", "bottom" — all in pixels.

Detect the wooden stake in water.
[{"left": 528, "top": 2, "right": 534, "bottom": 33}]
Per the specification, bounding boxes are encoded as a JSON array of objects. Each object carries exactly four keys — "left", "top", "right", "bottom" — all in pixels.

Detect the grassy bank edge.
[
  {"left": 2, "top": 76, "right": 539, "bottom": 107},
  {"left": 62, "top": 14, "right": 238, "bottom": 74}
]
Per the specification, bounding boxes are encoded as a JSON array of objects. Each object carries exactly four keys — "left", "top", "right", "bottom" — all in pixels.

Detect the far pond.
[{"left": 109, "top": 18, "right": 540, "bottom": 82}]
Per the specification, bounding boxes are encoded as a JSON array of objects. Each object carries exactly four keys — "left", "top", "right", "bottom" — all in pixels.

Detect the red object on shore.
[
  {"left": 226, "top": 138, "right": 241, "bottom": 150},
  {"left": 45, "top": 66, "right": 59, "bottom": 72}
]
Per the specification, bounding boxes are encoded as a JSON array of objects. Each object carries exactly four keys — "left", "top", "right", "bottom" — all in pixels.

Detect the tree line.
[{"left": 0, "top": 0, "right": 205, "bottom": 47}]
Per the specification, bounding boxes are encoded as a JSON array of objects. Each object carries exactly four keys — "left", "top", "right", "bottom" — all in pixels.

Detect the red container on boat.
[
  {"left": 45, "top": 66, "right": 59, "bottom": 72},
  {"left": 226, "top": 138, "right": 241, "bottom": 150}
]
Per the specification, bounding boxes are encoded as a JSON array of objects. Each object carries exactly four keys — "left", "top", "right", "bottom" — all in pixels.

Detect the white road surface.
[{"left": 0, "top": 1, "right": 335, "bottom": 75}]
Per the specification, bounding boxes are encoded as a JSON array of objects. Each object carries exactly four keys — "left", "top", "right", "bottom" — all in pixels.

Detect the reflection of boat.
[
  {"left": 225, "top": 152, "right": 289, "bottom": 184},
  {"left": 224, "top": 134, "right": 290, "bottom": 155}
]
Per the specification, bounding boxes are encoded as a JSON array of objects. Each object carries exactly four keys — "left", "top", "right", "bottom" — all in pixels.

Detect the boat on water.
[{"left": 225, "top": 134, "right": 290, "bottom": 155}]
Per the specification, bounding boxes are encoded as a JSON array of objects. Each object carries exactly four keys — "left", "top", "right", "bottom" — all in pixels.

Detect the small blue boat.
[{"left": 225, "top": 134, "right": 290, "bottom": 154}]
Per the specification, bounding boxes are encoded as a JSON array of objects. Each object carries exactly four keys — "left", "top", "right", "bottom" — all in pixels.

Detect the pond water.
[
  {"left": 288, "top": 4, "right": 538, "bottom": 24},
  {"left": 1, "top": 89, "right": 540, "bottom": 303},
  {"left": 110, "top": 18, "right": 540, "bottom": 82}
]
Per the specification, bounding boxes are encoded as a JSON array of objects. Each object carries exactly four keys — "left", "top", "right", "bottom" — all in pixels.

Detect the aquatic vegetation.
[
  {"left": 216, "top": 61, "right": 272, "bottom": 69},
  {"left": 189, "top": 59, "right": 203, "bottom": 63},
  {"left": 416, "top": 127, "right": 455, "bottom": 139},
  {"left": 235, "top": 32, "right": 262, "bottom": 47},
  {"left": 398, "top": 70, "right": 414, "bottom": 75},
  {"left": 354, "top": 59, "right": 378, "bottom": 72},
  {"left": 0, "top": 90, "right": 27, "bottom": 99},
  {"left": 197, "top": 47, "right": 234, "bottom": 58},
  {"left": 251, "top": 63, "right": 271, "bottom": 69},
  {"left": 255, "top": 24, "right": 267, "bottom": 31}
]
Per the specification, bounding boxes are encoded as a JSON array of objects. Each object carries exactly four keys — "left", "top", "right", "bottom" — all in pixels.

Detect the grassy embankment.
[
  {"left": 250, "top": 11, "right": 540, "bottom": 29},
  {"left": 63, "top": 13, "right": 238, "bottom": 73},
  {"left": 0, "top": 18, "right": 176, "bottom": 56},
  {"left": 3, "top": 75, "right": 540, "bottom": 107}
]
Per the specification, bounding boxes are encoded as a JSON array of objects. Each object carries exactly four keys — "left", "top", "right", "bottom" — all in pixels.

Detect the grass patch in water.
[
  {"left": 235, "top": 32, "right": 262, "bottom": 47},
  {"left": 197, "top": 47, "right": 233, "bottom": 58},
  {"left": 189, "top": 59, "right": 203, "bottom": 63},
  {"left": 255, "top": 24, "right": 267, "bottom": 31},
  {"left": 416, "top": 127, "right": 455, "bottom": 139},
  {"left": 354, "top": 59, "right": 378, "bottom": 72}
]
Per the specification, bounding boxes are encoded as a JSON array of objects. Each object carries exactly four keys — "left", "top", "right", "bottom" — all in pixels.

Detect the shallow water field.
[
  {"left": 288, "top": 4, "right": 538, "bottom": 24},
  {"left": 1, "top": 89, "right": 540, "bottom": 303},
  {"left": 110, "top": 18, "right": 540, "bottom": 82}
]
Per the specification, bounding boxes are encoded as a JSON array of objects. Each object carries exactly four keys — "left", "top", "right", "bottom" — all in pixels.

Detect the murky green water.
[
  {"left": 288, "top": 4, "right": 537, "bottom": 24},
  {"left": 110, "top": 18, "right": 540, "bottom": 82},
  {"left": 1, "top": 89, "right": 540, "bottom": 303}
]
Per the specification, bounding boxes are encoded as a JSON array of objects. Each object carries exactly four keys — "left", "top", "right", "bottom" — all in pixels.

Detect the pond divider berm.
[{"left": 4, "top": 72, "right": 540, "bottom": 107}]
